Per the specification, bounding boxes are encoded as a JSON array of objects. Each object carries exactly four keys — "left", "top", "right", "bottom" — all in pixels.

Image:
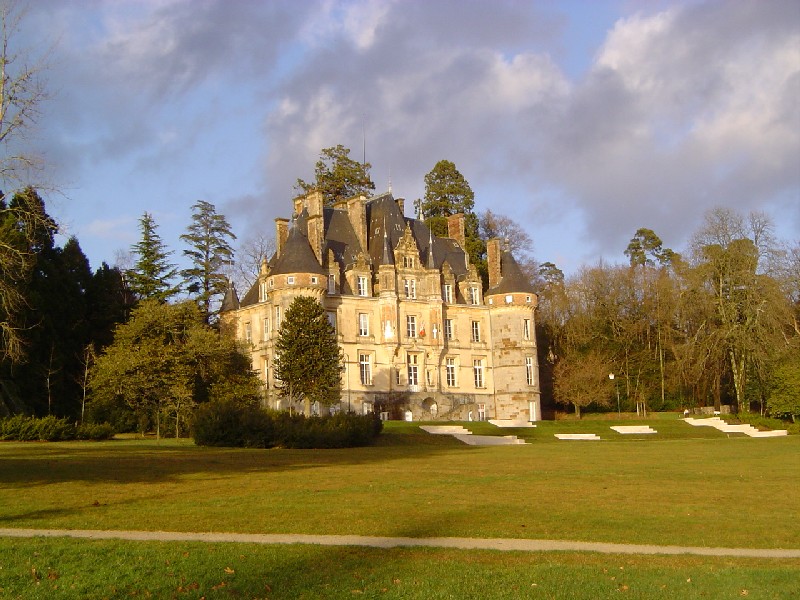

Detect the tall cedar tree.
[
  {"left": 273, "top": 296, "right": 343, "bottom": 416},
  {"left": 90, "top": 300, "right": 262, "bottom": 438},
  {"left": 180, "top": 200, "right": 236, "bottom": 323},
  {"left": 419, "top": 160, "right": 487, "bottom": 286},
  {"left": 295, "top": 145, "right": 375, "bottom": 206},
  {"left": 127, "top": 212, "right": 179, "bottom": 302}
]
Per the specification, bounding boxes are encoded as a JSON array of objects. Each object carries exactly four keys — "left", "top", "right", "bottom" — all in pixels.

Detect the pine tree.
[
  {"left": 295, "top": 145, "right": 375, "bottom": 206},
  {"left": 273, "top": 296, "right": 343, "bottom": 415},
  {"left": 127, "top": 212, "right": 179, "bottom": 302},
  {"left": 180, "top": 200, "right": 236, "bottom": 323},
  {"left": 420, "top": 160, "right": 487, "bottom": 285}
]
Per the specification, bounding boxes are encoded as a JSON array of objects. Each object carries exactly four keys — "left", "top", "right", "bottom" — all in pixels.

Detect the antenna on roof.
[
  {"left": 362, "top": 113, "right": 366, "bottom": 165},
  {"left": 388, "top": 170, "right": 392, "bottom": 194}
]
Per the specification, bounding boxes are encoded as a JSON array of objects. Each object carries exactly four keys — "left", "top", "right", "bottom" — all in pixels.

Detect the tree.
[
  {"left": 295, "top": 144, "right": 375, "bottom": 206},
  {"left": 553, "top": 349, "right": 613, "bottom": 418},
  {"left": 273, "top": 295, "right": 343, "bottom": 416},
  {"left": 127, "top": 212, "right": 179, "bottom": 302},
  {"left": 231, "top": 232, "right": 274, "bottom": 295},
  {"left": 180, "top": 200, "right": 236, "bottom": 323},
  {"left": 624, "top": 228, "right": 677, "bottom": 267},
  {"left": 90, "top": 300, "right": 261, "bottom": 438},
  {"left": 419, "top": 160, "right": 486, "bottom": 284},
  {"left": 479, "top": 208, "right": 537, "bottom": 284}
]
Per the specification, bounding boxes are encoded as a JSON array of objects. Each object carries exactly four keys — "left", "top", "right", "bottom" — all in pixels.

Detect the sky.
[{"left": 11, "top": 0, "right": 800, "bottom": 279}]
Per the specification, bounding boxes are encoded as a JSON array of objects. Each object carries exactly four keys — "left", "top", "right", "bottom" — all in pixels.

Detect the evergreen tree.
[
  {"left": 127, "top": 212, "right": 179, "bottom": 302},
  {"left": 295, "top": 145, "right": 375, "bottom": 206},
  {"left": 273, "top": 296, "right": 343, "bottom": 416},
  {"left": 419, "top": 160, "right": 487, "bottom": 285},
  {"left": 180, "top": 200, "right": 236, "bottom": 323}
]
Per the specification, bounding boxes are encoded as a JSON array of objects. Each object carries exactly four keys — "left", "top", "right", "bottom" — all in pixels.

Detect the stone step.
[
  {"left": 610, "top": 425, "right": 657, "bottom": 434},
  {"left": 683, "top": 417, "right": 788, "bottom": 437},
  {"left": 453, "top": 434, "right": 526, "bottom": 446},
  {"left": 420, "top": 425, "right": 471, "bottom": 435},
  {"left": 488, "top": 419, "right": 536, "bottom": 428},
  {"left": 555, "top": 433, "right": 601, "bottom": 440}
]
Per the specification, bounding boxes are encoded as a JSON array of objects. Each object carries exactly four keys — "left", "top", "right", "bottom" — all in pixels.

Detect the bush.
[
  {"left": 77, "top": 422, "right": 115, "bottom": 441},
  {"left": 192, "top": 403, "right": 383, "bottom": 449},
  {"left": 35, "top": 415, "right": 77, "bottom": 441},
  {"left": 0, "top": 415, "right": 76, "bottom": 441}
]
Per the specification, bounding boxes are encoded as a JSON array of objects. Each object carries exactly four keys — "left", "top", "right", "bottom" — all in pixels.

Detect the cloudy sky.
[{"left": 14, "top": 0, "right": 800, "bottom": 276}]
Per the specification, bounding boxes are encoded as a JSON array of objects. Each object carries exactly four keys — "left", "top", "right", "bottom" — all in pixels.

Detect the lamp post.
[{"left": 609, "top": 373, "right": 620, "bottom": 416}]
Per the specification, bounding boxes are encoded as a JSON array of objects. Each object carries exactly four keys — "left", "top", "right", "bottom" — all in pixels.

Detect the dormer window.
[
  {"left": 443, "top": 284, "right": 453, "bottom": 303},
  {"left": 469, "top": 286, "right": 480, "bottom": 305},
  {"left": 357, "top": 276, "right": 368, "bottom": 297},
  {"left": 403, "top": 256, "right": 415, "bottom": 269},
  {"left": 404, "top": 278, "right": 416, "bottom": 299}
]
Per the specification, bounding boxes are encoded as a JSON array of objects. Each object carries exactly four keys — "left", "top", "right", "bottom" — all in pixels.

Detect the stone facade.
[{"left": 222, "top": 190, "right": 541, "bottom": 421}]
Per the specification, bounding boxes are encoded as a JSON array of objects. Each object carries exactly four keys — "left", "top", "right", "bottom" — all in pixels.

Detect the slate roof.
[
  {"left": 270, "top": 220, "right": 326, "bottom": 276},
  {"left": 220, "top": 283, "right": 240, "bottom": 312},
  {"left": 487, "top": 251, "right": 536, "bottom": 295}
]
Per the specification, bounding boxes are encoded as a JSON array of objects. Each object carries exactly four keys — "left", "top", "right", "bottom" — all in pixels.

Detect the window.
[
  {"left": 426, "top": 370, "right": 434, "bottom": 386},
  {"left": 328, "top": 274, "right": 337, "bottom": 294},
  {"left": 359, "top": 353, "right": 372, "bottom": 385},
  {"left": 443, "top": 284, "right": 453, "bottom": 303},
  {"left": 505, "top": 294, "right": 513, "bottom": 304},
  {"left": 444, "top": 318, "right": 453, "bottom": 340},
  {"left": 327, "top": 311, "right": 337, "bottom": 332},
  {"left": 358, "top": 313, "right": 369, "bottom": 336},
  {"left": 526, "top": 357, "right": 535, "bottom": 386},
  {"left": 395, "top": 367, "right": 402, "bottom": 386},
  {"left": 404, "top": 278, "right": 416, "bottom": 299},
  {"left": 471, "top": 320, "right": 481, "bottom": 343},
  {"left": 446, "top": 357, "right": 457, "bottom": 387},
  {"left": 526, "top": 295, "right": 532, "bottom": 303},
  {"left": 469, "top": 286, "right": 480, "bottom": 305},
  {"left": 406, "top": 315, "right": 417, "bottom": 338},
  {"left": 473, "top": 359, "right": 484, "bottom": 388},
  {"left": 269, "top": 278, "right": 274, "bottom": 288},
  {"left": 407, "top": 354, "right": 419, "bottom": 387},
  {"left": 263, "top": 359, "right": 269, "bottom": 388},
  {"left": 403, "top": 256, "right": 415, "bottom": 268},
  {"left": 259, "top": 281, "right": 267, "bottom": 302},
  {"left": 523, "top": 319, "right": 531, "bottom": 341},
  {"left": 275, "top": 306, "right": 281, "bottom": 329},
  {"left": 287, "top": 276, "right": 295, "bottom": 285},
  {"left": 244, "top": 322, "right": 252, "bottom": 343},
  {"left": 357, "top": 275, "right": 368, "bottom": 296},
  {"left": 311, "top": 276, "right": 318, "bottom": 284},
  {"left": 263, "top": 317, "right": 270, "bottom": 341}
]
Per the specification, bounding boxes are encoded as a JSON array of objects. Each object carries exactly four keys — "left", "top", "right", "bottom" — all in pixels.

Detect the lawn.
[{"left": 0, "top": 416, "right": 798, "bottom": 598}]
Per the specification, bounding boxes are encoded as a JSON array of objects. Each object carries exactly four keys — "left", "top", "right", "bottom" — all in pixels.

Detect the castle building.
[{"left": 222, "top": 190, "right": 540, "bottom": 422}]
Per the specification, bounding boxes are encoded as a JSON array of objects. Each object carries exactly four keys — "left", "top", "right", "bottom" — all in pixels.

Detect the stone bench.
[{"left": 554, "top": 433, "right": 601, "bottom": 440}]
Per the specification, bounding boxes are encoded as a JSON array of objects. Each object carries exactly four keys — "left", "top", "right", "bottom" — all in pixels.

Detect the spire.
[
  {"left": 426, "top": 227, "right": 436, "bottom": 269},
  {"left": 381, "top": 216, "right": 394, "bottom": 265}
]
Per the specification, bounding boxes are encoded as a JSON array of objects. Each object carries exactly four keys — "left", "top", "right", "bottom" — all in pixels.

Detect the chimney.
[
  {"left": 347, "top": 195, "right": 368, "bottom": 252},
  {"left": 487, "top": 238, "right": 502, "bottom": 289},
  {"left": 447, "top": 213, "right": 466, "bottom": 248},
  {"left": 396, "top": 197, "right": 405, "bottom": 215},
  {"left": 275, "top": 218, "right": 289, "bottom": 257},
  {"left": 306, "top": 190, "right": 324, "bottom": 264}
]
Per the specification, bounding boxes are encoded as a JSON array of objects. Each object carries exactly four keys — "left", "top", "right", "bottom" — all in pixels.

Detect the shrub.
[
  {"left": 35, "top": 415, "right": 77, "bottom": 441},
  {"left": 0, "top": 415, "right": 85, "bottom": 441},
  {"left": 77, "top": 422, "right": 115, "bottom": 441},
  {"left": 192, "top": 404, "right": 383, "bottom": 449}
]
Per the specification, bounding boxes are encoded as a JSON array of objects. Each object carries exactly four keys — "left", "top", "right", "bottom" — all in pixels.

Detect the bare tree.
[
  {"left": 0, "top": 1, "right": 52, "bottom": 363},
  {"left": 229, "top": 233, "right": 274, "bottom": 295}
]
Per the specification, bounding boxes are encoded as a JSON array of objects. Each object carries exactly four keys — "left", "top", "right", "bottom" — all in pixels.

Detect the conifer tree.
[
  {"left": 180, "top": 200, "right": 236, "bottom": 323},
  {"left": 419, "top": 160, "right": 487, "bottom": 285},
  {"left": 273, "top": 296, "right": 343, "bottom": 416},
  {"left": 295, "top": 145, "right": 375, "bottom": 206},
  {"left": 127, "top": 212, "right": 179, "bottom": 302}
]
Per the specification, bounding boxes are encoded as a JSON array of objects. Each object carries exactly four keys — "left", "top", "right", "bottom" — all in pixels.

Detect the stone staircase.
[
  {"left": 419, "top": 425, "right": 527, "bottom": 445},
  {"left": 684, "top": 417, "right": 788, "bottom": 437}
]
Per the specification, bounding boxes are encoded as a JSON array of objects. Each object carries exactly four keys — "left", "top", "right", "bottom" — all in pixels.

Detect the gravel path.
[{"left": 2, "top": 528, "right": 798, "bottom": 558}]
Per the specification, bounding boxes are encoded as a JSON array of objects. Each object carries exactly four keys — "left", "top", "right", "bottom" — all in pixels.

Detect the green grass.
[
  {"left": 0, "top": 419, "right": 798, "bottom": 598},
  {"left": 1, "top": 537, "right": 797, "bottom": 600}
]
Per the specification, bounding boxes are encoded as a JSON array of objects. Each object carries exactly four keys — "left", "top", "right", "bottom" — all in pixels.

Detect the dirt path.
[{"left": 2, "top": 528, "right": 798, "bottom": 558}]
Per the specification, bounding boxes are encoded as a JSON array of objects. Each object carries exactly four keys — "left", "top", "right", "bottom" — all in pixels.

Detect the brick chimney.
[
  {"left": 396, "top": 197, "right": 405, "bottom": 215},
  {"left": 275, "top": 218, "right": 289, "bottom": 257},
  {"left": 487, "top": 238, "right": 502, "bottom": 289},
  {"left": 447, "top": 213, "right": 466, "bottom": 248}
]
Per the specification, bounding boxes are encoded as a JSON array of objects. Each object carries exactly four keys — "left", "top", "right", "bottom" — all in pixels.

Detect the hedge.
[
  {"left": 0, "top": 415, "right": 115, "bottom": 441},
  {"left": 192, "top": 401, "right": 383, "bottom": 449}
]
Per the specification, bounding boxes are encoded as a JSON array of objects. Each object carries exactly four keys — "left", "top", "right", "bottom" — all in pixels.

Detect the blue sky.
[{"left": 11, "top": 0, "right": 800, "bottom": 281}]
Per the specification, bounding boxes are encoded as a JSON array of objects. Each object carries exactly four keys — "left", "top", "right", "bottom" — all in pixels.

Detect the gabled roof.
[
  {"left": 487, "top": 251, "right": 535, "bottom": 295},
  {"left": 270, "top": 221, "right": 326, "bottom": 276},
  {"left": 323, "top": 206, "right": 363, "bottom": 268},
  {"left": 220, "top": 283, "right": 240, "bottom": 312}
]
